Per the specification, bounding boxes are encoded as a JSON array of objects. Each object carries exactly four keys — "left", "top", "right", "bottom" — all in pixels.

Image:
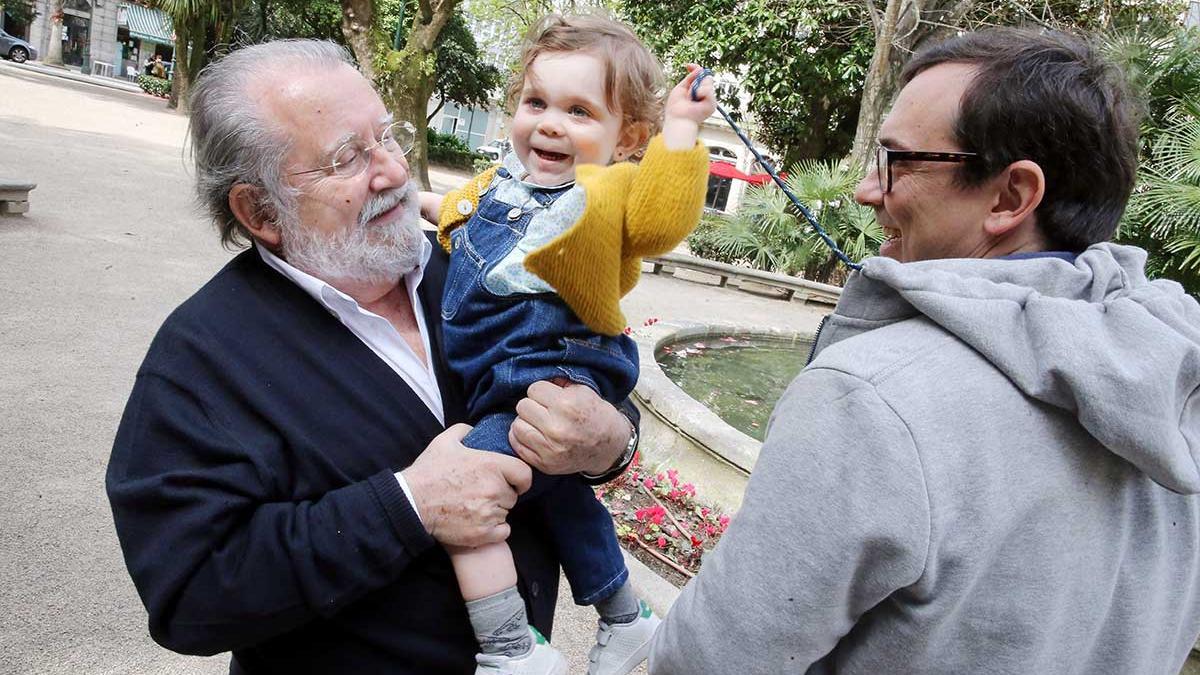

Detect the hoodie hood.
[{"left": 825, "top": 243, "right": 1200, "bottom": 494}]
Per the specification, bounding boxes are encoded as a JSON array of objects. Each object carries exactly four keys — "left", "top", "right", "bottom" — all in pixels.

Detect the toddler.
[{"left": 421, "top": 13, "right": 715, "bottom": 675}]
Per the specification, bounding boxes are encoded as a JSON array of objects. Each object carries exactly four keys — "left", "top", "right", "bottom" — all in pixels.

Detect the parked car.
[
  {"left": 0, "top": 28, "right": 37, "bottom": 64},
  {"left": 476, "top": 138, "right": 511, "bottom": 162}
]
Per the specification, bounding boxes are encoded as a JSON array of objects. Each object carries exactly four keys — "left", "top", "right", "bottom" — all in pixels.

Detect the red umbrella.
[{"left": 709, "top": 160, "right": 785, "bottom": 185}]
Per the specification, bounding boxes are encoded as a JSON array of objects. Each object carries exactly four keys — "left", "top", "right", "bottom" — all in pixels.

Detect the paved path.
[{"left": 0, "top": 63, "right": 828, "bottom": 674}]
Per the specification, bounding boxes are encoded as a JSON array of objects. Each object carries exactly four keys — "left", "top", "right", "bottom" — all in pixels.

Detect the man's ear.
[
  {"left": 228, "top": 183, "right": 282, "bottom": 248},
  {"left": 984, "top": 160, "right": 1045, "bottom": 238},
  {"left": 612, "top": 121, "right": 651, "bottom": 162}
]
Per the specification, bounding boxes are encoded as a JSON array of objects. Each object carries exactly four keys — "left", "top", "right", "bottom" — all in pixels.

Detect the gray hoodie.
[{"left": 650, "top": 244, "right": 1200, "bottom": 674}]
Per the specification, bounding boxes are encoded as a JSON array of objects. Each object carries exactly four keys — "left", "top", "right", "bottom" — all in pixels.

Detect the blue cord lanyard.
[{"left": 692, "top": 69, "right": 863, "bottom": 271}]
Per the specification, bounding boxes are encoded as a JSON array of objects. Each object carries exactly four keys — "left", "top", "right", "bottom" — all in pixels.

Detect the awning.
[
  {"left": 119, "top": 4, "right": 174, "bottom": 46},
  {"left": 709, "top": 161, "right": 782, "bottom": 186}
]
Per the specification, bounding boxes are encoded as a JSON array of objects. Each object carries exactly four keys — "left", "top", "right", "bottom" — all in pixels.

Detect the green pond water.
[{"left": 656, "top": 335, "right": 813, "bottom": 441}]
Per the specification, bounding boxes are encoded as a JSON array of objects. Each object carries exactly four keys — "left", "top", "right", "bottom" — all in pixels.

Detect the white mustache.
[{"left": 359, "top": 186, "right": 410, "bottom": 226}]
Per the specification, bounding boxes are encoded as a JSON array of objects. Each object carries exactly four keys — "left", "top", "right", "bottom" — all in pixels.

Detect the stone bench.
[
  {"left": 646, "top": 252, "right": 842, "bottom": 306},
  {"left": 0, "top": 181, "right": 36, "bottom": 215}
]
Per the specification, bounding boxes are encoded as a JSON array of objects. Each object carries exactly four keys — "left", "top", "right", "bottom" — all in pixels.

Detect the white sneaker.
[
  {"left": 474, "top": 626, "right": 568, "bottom": 675},
  {"left": 587, "top": 600, "right": 662, "bottom": 675}
]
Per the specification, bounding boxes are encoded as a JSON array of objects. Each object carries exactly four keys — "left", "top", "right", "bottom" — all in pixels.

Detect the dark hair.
[{"left": 901, "top": 29, "right": 1139, "bottom": 250}]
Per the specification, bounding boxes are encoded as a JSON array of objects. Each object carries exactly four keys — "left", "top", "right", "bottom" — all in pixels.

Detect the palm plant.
[
  {"left": 154, "top": 0, "right": 243, "bottom": 109},
  {"left": 708, "top": 159, "right": 883, "bottom": 285},
  {"left": 1123, "top": 98, "right": 1200, "bottom": 289},
  {"left": 1104, "top": 26, "right": 1200, "bottom": 294}
]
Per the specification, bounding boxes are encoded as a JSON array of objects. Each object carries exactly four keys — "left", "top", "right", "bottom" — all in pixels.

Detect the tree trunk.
[
  {"left": 168, "top": 33, "right": 188, "bottom": 110},
  {"left": 848, "top": 0, "right": 975, "bottom": 171},
  {"left": 340, "top": 0, "right": 376, "bottom": 81},
  {"left": 382, "top": 0, "right": 459, "bottom": 190},
  {"left": 44, "top": 0, "right": 63, "bottom": 66}
]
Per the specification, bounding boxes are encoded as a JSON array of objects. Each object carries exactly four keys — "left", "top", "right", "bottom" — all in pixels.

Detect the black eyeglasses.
[{"left": 874, "top": 143, "right": 978, "bottom": 194}]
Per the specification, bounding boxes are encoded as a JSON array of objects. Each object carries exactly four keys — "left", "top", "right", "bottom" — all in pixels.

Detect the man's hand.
[
  {"left": 402, "top": 424, "right": 532, "bottom": 547},
  {"left": 509, "top": 379, "right": 631, "bottom": 476},
  {"left": 662, "top": 64, "right": 717, "bottom": 151}
]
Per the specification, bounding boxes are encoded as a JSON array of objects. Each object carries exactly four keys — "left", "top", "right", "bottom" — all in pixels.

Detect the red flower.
[
  {"left": 649, "top": 505, "right": 666, "bottom": 525},
  {"left": 691, "top": 535, "right": 703, "bottom": 547}
]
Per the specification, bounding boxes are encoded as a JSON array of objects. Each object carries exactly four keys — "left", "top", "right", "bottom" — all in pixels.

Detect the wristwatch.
[{"left": 581, "top": 410, "right": 639, "bottom": 483}]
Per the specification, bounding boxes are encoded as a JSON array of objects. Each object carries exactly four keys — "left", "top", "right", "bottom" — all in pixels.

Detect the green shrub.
[
  {"left": 427, "top": 128, "right": 471, "bottom": 152},
  {"left": 472, "top": 157, "right": 498, "bottom": 174},
  {"left": 426, "top": 128, "right": 483, "bottom": 170},
  {"left": 686, "top": 213, "right": 744, "bottom": 265},
  {"left": 137, "top": 74, "right": 170, "bottom": 98}
]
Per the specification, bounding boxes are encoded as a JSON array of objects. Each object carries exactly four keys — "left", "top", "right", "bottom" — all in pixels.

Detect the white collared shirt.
[{"left": 256, "top": 240, "right": 442, "bottom": 523}]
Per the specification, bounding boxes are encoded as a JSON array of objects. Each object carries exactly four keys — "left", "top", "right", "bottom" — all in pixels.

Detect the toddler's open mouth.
[{"left": 533, "top": 148, "right": 569, "bottom": 162}]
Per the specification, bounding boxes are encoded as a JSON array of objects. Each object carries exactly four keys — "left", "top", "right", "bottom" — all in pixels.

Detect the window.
[
  {"left": 705, "top": 175, "right": 732, "bottom": 211},
  {"left": 708, "top": 146, "right": 737, "bottom": 162}
]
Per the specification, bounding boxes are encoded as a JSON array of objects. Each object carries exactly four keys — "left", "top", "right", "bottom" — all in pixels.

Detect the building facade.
[{"left": 23, "top": 0, "right": 171, "bottom": 77}]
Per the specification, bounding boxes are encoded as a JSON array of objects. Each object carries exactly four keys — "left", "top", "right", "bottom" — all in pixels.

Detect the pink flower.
[
  {"left": 649, "top": 505, "right": 666, "bottom": 525},
  {"left": 705, "top": 525, "right": 716, "bottom": 535},
  {"left": 668, "top": 490, "right": 682, "bottom": 500},
  {"left": 682, "top": 483, "right": 696, "bottom": 497},
  {"left": 643, "top": 477, "right": 656, "bottom": 489},
  {"left": 656, "top": 536, "right": 667, "bottom": 549},
  {"left": 701, "top": 507, "right": 710, "bottom": 517},
  {"left": 718, "top": 515, "right": 731, "bottom": 529}
]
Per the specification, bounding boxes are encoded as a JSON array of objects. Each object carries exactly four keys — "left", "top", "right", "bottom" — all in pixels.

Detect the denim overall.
[{"left": 442, "top": 166, "right": 638, "bottom": 605}]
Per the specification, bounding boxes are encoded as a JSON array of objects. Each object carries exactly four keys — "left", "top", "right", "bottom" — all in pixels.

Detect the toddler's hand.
[
  {"left": 667, "top": 65, "right": 717, "bottom": 123},
  {"left": 662, "top": 64, "right": 716, "bottom": 150}
]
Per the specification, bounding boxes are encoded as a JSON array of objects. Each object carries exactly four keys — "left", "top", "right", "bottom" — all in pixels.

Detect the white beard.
[{"left": 280, "top": 181, "right": 424, "bottom": 286}]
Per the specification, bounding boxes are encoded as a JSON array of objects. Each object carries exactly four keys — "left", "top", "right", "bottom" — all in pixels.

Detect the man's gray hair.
[{"left": 188, "top": 39, "right": 357, "bottom": 248}]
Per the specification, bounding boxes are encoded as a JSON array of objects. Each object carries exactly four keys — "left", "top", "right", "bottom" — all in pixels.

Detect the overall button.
[
  {"left": 456, "top": 199, "right": 474, "bottom": 216},
  {"left": 507, "top": 207, "right": 523, "bottom": 221}
]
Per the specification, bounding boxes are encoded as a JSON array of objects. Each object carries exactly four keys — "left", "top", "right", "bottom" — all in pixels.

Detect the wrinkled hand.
[
  {"left": 402, "top": 424, "right": 532, "bottom": 547},
  {"left": 667, "top": 65, "right": 710, "bottom": 133},
  {"left": 509, "top": 379, "right": 631, "bottom": 476}
]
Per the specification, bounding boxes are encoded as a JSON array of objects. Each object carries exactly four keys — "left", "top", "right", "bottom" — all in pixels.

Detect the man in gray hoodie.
[{"left": 650, "top": 29, "right": 1200, "bottom": 674}]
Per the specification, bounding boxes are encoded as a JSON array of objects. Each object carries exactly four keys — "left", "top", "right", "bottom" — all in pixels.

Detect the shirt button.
[
  {"left": 456, "top": 199, "right": 474, "bottom": 216},
  {"left": 530, "top": 582, "right": 539, "bottom": 597}
]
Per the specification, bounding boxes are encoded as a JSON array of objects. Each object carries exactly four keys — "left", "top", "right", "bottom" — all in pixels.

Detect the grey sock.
[
  {"left": 595, "top": 580, "right": 641, "bottom": 625},
  {"left": 466, "top": 586, "right": 532, "bottom": 657}
]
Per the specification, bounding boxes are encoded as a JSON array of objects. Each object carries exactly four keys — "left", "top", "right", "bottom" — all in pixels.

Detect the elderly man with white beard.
[{"left": 105, "top": 40, "right": 639, "bottom": 675}]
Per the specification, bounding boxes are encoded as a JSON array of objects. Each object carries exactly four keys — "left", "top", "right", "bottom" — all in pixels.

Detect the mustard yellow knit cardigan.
[{"left": 436, "top": 135, "right": 710, "bottom": 336}]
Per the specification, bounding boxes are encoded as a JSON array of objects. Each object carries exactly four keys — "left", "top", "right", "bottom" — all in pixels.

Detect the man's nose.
[
  {"left": 369, "top": 146, "right": 410, "bottom": 193},
  {"left": 853, "top": 168, "right": 881, "bottom": 207}
]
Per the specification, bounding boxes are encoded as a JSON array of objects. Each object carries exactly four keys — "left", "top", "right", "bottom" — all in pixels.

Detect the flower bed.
[{"left": 598, "top": 453, "right": 731, "bottom": 587}]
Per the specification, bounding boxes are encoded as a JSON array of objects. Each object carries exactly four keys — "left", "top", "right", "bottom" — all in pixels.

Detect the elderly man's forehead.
[{"left": 251, "top": 63, "right": 385, "bottom": 137}]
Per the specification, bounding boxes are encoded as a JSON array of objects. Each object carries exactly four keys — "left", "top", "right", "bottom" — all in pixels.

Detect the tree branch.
[{"left": 632, "top": 536, "right": 696, "bottom": 579}]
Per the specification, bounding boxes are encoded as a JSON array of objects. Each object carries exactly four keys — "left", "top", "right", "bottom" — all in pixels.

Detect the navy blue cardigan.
[{"left": 107, "top": 237, "right": 597, "bottom": 673}]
